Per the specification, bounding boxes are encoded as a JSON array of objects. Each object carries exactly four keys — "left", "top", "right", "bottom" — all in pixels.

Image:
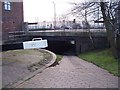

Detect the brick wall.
[{"left": 2, "top": 2, "right": 23, "bottom": 41}]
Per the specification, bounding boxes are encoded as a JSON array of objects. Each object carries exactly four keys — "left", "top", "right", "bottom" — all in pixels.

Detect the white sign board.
[{"left": 23, "top": 38, "right": 48, "bottom": 49}]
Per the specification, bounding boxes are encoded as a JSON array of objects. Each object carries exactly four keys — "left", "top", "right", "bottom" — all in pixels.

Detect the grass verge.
[
  {"left": 50, "top": 54, "right": 63, "bottom": 67},
  {"left": 56, "top": 54, "right": 63, "bottom": 63},
  {"left": 79, "top": 49, "right": 119, "bottom": 77}
]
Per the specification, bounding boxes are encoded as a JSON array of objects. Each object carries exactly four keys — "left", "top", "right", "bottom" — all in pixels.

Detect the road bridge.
[
  {"left": 4, "top": 29, "right": 108, "bottom": 55},
  {"left": 25, "top": 29, "right": 108, "bottom": 55}
]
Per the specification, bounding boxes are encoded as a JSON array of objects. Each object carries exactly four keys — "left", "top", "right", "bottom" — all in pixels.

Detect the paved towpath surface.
[{"left": 16, "top": 56, "right": 118, "bottom": 88}]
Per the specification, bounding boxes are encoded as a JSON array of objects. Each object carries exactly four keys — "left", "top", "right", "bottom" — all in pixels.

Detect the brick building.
[{"left": 1, "top": 1, "right": 23, "bottom": 43}]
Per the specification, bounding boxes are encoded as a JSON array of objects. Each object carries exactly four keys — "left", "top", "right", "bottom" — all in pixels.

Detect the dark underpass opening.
[
  {"left": 2, "top": 41, "right": 76, "bottom": 55},
  {"left": 46, "top": 41, "right": 76, "bottom": 55}
]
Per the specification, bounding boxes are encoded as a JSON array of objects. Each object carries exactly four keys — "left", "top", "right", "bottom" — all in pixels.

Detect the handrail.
[{"left": 32, "top": 38, "right": 42, "bottom": 41}]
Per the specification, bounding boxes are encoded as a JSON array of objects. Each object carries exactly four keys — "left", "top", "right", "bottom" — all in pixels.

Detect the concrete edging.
[{"left": 11, "top": 49, "right": 56, "bottom": 88}]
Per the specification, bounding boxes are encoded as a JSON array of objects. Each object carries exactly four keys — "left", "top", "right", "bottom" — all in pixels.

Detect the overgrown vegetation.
[
  {"left": 56, "top": 54, "right": 63, "bottom": 63},
  {"left": 79, "top": 49, "right": 119, "bottom": 76},
  {"left": 50, "top": 54, "right": 63, "bottom": 67}
]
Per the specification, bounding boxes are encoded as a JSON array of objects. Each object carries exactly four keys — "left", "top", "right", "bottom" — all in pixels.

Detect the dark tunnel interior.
[{"left": 2, "top": 41, "right": 76, "bottom": 55}]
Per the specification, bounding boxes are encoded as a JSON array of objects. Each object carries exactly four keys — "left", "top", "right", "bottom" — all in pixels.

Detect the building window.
[{"left": 4, "top": 2, "right": 11, "bottom": 10}]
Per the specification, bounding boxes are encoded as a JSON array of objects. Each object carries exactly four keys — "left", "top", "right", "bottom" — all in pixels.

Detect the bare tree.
[
  {"left": 100, "top": 1, "right": 119, "bottom": 58},
  {"left": 69, "top": 2, "right": 100, "bottom": 48},
  {"left": 69, "top": 1, "right": 120, "bottom": 58}
]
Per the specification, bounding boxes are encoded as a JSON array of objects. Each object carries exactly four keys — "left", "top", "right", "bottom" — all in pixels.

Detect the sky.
[{"left": 23, "top": 0, "right": 83, "bottom": 22}]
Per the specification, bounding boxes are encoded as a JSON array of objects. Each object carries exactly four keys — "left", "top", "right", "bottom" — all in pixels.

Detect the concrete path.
[{"left": 16, "top": 56, "right": 118, "bottom": 88}]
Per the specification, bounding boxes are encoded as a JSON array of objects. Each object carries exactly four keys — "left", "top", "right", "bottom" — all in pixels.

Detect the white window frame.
[{"left": 4, "top": 2, "right": 11, "bottom": 11}]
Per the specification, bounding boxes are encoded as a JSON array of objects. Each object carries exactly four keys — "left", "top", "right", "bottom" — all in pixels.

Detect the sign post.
[{"left": 23, "top": 38, "right": 48, "bottom": 49}]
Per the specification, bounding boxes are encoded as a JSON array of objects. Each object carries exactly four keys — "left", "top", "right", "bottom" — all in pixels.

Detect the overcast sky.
[{"left": 23, "top": 0, "right": 83, "bottom": 22}]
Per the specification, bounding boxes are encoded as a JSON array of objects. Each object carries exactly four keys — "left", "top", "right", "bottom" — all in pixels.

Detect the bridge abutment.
[{"left": 75, "top": 41, "right": 80, "bottom": 55}]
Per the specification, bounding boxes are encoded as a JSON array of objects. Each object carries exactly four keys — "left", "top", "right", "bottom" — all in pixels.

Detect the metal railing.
[
  {"left": 28, "top": 28, "right": 106, "bottom": 33},
  {"left": 8, "top": 31, "right": 26, "bottom": 41}
]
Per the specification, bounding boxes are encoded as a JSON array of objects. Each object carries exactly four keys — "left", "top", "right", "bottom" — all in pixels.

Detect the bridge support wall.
[
  {"left": 4, "top": 35, "right": 108, "bottom": 55},
  {"left": 75, "top": 36, "right": 108, "bottom": 55},
  {"left": 35, "top": 36, "right": 108, "bottom": 55}
]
